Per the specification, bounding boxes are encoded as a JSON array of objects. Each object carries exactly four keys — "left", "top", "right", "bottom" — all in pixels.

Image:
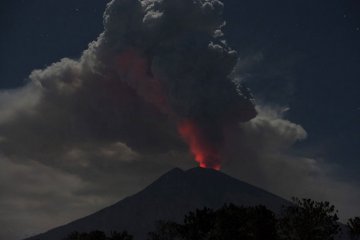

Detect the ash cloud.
[
  {"left": 222, "top": 105, "right": 360, "bottom": 222},
  {"left": 0, "top": 0, "right": 255, "bottom": 165}
]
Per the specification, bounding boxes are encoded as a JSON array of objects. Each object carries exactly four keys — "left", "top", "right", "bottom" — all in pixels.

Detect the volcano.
[{"left": 25, "top": 167, "right": 291, "bottom": 240}]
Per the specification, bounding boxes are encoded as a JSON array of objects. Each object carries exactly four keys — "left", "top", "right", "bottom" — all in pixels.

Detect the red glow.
[
  {"left": 178, "top": 120, "right": 221, "bottom": 170},
  {"left": 115, "top": 49, "right": 223, "bottom": 170},
  {"left": 116, "top": 49, "right": 170, "bottom": 114}
]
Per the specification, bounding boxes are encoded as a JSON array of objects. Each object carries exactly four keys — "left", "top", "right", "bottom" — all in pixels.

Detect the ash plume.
[
  {"left": 0, "top": 0, "right": 256, "bottom": 170},
  {"left": 98, "top": 0, "right": 257, "bottom": 168}
]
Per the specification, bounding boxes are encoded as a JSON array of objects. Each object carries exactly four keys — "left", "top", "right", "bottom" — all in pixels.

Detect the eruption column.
[{"left": 178, "top": 120, "right": 221, "bottom": 170}]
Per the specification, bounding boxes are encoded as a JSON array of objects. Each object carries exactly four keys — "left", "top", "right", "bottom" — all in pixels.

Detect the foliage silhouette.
[
  {"left": 63, "top": 230, "right": 132, "bottom": 240},
  {"left": 149, "top": 199, "right": 341, "bottom": 240},
  {"left": 63, "top": 198, "right": 342, "bottom": 240},
  {"left": 348, "top": 217, "right": 360, "bottom": 240},
  {"left": 147, "top": 221, "right": 182, "bottom": 240},
  {"left": 109, "top": 231, "right": 133, "bottom": 240},
  {"left": 278, "top": 197, "right": 340, "bottom": 240},
  {"left": 148, "top": 204, "right": 278, "bottom": 240}
]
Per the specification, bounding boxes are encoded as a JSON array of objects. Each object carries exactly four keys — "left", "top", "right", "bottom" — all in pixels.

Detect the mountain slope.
[{"left": 25, "top": 167, "right": 292, "bottom": 240}]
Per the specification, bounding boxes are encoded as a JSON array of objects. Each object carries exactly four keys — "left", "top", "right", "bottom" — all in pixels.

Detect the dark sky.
[
  {"left": 0, "top": 0, "right": 106, "bottom": 88},
  {"left": 0, "top": 0, "right": 359, "bottom": 239},
  {"left": 223, "top": 0, "right": 360, "bottom": 182}
]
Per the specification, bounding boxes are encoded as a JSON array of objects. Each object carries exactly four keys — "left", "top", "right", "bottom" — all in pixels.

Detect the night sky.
[
  {"left": 0, "top": 0, "right": 359, "bottom": 239},
  {"left": 223, "top": 0, "right": 360, "bottom": 181}
]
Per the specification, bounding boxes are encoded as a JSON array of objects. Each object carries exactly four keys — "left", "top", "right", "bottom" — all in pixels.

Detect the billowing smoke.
[
  {"left": 99, "top": 0, "right": 257, "bottom": 169},
  {"left": 0, "top": 0, "right": 256, "bottom": 170}
]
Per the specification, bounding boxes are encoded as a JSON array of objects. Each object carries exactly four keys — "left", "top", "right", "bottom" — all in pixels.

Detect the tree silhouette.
[
  {"left": 148, "top": 204, "right": 279, "bottom": 240},
  {"left": 278, "top": 197, "right": 340, "bottom": 240},
  {"left": 348, "top": 217, "right": 360, "bottom": 240},
  {"left": 109, "top": 231, "right": 133, "bottom": 240},
  {"left": 64, "top": 230, "right": 132, "bottom": 240},
  {"left": 148, "top": 221, "right": 182, "bottom": 240},
  {"left": 181, "top": 207, "right": 216, "bottom": 240},
  {"left": 211, "top": 204, "right": 278, "bottom": 240},
  {"left": 64, "top": 231, "right": 82, "bottom": 240},
  {"left": 64, "top": 198, "right": 342, "bottom": 240}
]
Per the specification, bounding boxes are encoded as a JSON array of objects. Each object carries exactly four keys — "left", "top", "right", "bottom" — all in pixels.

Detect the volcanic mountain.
[{"left": 25, "top": 167, "right": 292, "bottom": 240}]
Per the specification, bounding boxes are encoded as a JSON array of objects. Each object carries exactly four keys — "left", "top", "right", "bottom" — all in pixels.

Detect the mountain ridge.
[{"left": 24, "top": 167, "right": 297, "bottom": 240}]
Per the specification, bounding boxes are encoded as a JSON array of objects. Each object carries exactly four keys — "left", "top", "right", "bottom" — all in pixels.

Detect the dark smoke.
[
  {"left": 97, "top": 0, "right": 257, "bottom": 168},
  {"left": 0, "top": 0, "right": 256, "bottom": 169}
]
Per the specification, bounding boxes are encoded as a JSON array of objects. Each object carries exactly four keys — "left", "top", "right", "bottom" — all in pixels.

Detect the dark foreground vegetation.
[{"left": 61, "top": 198, "right": 359, "bottom": 240}]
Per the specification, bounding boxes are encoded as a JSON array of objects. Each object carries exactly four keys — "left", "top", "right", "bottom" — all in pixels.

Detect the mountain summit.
[{"left": 26, "top": 167, "right": 290, "bottom": 240}]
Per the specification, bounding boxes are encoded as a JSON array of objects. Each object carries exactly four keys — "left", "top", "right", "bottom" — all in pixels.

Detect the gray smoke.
[
  {"left": 98, "top": 0, "right": 257, "bottom": 129},
  {"left": 0, "top": 0, "right": 256, "bottom": 164}
]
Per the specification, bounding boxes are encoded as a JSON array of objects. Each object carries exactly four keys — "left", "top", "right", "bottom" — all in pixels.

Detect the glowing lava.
[{"left": 178, "top": 120, "right": 221, "bottom": 170}]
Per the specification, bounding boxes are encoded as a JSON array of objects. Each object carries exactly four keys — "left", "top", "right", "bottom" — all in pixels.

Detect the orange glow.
[
  {"left": 116, "top": 49, "right": 171, "bottom": 114},
  {"left": 178, "top": 120, "right": 221, "bottom": 170}
]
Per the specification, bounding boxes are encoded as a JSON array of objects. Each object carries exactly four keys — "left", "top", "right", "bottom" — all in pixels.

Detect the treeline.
[{"left": 63, "top": 198, "right": 360, "bottom": 240}]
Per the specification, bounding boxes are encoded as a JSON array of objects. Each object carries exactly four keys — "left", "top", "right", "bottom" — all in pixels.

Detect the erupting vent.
[{"left": 178, "top": 120, "right": 221, "bottom": 170}]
